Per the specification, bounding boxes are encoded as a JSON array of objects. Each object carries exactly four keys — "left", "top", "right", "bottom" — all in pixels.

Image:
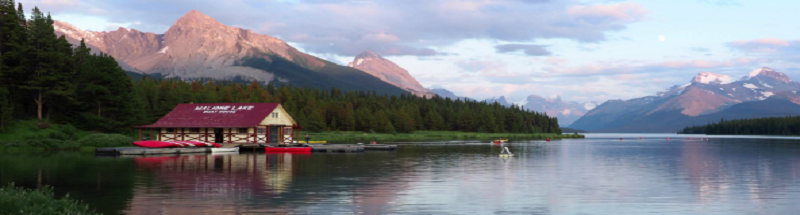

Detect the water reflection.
[{"left": 2, "top": 138, "right": 800, "bottom": 214}]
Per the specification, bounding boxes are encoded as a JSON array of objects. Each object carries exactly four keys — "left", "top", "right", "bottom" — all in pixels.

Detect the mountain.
[
  {"left": 520, "top": 95, "right": 595, "bottom": 126},
  {"left": 53, "top": 10, "right": 408, "bottom": 95},
  {"left": 347, "top": 51, "right": 434, "bottom": 97},
  {"left": 570, "top": 67, "right": 800, "bottom": 132},
  {"left": 432, "top": 88, "right": 473, "bottom": 101},
  {"left": 484, "top": 96, "right": 512, "bottom": 106}
]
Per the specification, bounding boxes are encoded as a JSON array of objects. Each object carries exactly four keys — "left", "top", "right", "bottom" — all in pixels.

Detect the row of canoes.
[{"left": 132, "top": 140, "right": 310, "bottom": 153}]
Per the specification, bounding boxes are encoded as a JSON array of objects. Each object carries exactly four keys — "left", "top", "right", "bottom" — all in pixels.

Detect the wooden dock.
[{"left": 309, "top": 144, "right": 396, "bottom": 153}]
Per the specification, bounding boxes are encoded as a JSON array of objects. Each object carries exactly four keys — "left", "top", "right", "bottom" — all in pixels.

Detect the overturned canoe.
[{"left": 264, "top": 146, "right": 312, "bottom": 153}]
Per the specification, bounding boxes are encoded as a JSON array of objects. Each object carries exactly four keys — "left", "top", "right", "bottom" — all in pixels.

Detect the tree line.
[
  {"left": 678, "top": 116, "right": 800, "bottom": 135},
  {"left": 1, "top": 1, "right": 561, "bottom": 134},
  {"left": 133, "top": 78, "right": 561, "bottom": 134}
]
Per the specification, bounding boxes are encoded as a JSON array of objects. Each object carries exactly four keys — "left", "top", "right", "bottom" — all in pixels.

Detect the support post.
[
  {"left": 150, "top": 129, "right": 153, "bottom": 141},
  {"left": 204, "top": 128, "right": 209, "bottom": 142},
  {"left": 138, "top": 129, "right": 142, "bottom": 141}
]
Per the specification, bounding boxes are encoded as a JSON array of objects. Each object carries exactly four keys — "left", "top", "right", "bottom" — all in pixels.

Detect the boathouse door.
[
  {"left": 283, "top": 127, "right": 293, "bottom": 143},
  {"left": 214, "top": 128, "right": 223, "bottom": 143},
  {"left": 269, "top": 127, "right": 279, "bottom": 143}
]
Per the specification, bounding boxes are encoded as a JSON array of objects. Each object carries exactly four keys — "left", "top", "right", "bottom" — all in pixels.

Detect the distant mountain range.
[
  {"left": 433, "top": 92, "right": 595, "bottom": 126},
  {"left": 53, "top": 10, "right": 408, "bottom": 95},
  {"left": 570, "top": 67, "right": 800, "bottom": 132}
]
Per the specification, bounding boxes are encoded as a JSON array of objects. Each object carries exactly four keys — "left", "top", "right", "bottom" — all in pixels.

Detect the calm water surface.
[{"left": 3, "top": 136, "right": 800, "bottom": 214}]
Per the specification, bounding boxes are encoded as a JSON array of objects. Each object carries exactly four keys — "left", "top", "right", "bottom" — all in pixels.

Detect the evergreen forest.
[
  {"left": 679, "top": 116, "right": 800, "bottom": 135},
  {"left": 0, "top": 1, "right": 562, "bottom": 135}
]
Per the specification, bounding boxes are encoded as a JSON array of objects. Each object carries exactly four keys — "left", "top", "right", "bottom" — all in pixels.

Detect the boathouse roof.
[{"left": 136, "top": 103, "right": 282, "bottom": 128}]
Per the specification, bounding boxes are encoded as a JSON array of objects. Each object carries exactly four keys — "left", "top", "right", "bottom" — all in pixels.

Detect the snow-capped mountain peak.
[
  {"left": 693, "top": 71, "right": 733, "bottom": 85},
  {"left": 741, "top": 67, "right": 792, "bottom": 83}
]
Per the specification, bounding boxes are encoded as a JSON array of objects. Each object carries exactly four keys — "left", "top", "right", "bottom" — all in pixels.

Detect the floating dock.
[
  {"left": 96, "top": 144, "right": 396, "bottom": 156},
  {"left": 96, "top": 147, "right": 210, "bottom": 156}
]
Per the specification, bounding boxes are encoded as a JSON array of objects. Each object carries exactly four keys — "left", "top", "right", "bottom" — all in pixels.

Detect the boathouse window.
[
  {"left": 257, "top": 128, "right": 266, "bottom": 134},
  {"left": 237, "top": 128, "right": 248, "bottom": 133},
  {"left": 189, "top": 128, "right": 200, "bottom": 133},
  {"left": 166, "top": 128, "right": 175, "bottom": 133},
  {"left": 272, "top": 112, "right": 278, "bottom": 118}
]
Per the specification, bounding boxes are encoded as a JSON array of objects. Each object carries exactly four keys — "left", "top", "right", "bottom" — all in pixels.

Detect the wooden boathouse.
[{"left": 135, "top": 103, "right": 299, "bottom": 145}]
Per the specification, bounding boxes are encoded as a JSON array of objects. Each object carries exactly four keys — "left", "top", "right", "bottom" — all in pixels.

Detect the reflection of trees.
[
  {"left": 0, "top": 152, "right": 137, "bottom": 215},
  {"left": 125, "top": 151, "right": 415, "bottom": 214}
]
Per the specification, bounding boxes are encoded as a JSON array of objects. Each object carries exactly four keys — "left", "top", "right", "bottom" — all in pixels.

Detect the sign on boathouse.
[{"left": 135, "top": 103, "right": 299, "bottom": 144}]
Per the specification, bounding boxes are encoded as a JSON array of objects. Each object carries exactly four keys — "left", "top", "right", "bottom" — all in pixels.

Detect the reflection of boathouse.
[{"left": 135, "top": 103, "right": 299, "bottom": 144}]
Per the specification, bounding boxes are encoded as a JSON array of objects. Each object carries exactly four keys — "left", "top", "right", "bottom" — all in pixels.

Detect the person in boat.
[{"left": 305, "top": 134, "right": 310, "bottom": 144}]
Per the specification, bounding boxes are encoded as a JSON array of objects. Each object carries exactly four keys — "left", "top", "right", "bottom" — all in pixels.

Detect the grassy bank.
[
  {"left": 0, "top": 183, "right": 100, "bottom": 215},
  {"left": 0, "top": 120, "right": 135, "bottom": 149},
  {"left": 299, "top": 130, "right": 584, "bottom": 142}
]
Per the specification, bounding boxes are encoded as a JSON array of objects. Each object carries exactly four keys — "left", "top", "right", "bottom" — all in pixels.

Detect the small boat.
[
  {"left": 133, "top": 141, "right": 221, "bottom": 148},
  {"left": 493, "top": 139, "right": 508, "bottom": 144},
  {"left": 211, "top": 147, "right": 239, "bottom": 153},
  {"left": 264, "top": 145, "right": 312, "bottom": 153}
]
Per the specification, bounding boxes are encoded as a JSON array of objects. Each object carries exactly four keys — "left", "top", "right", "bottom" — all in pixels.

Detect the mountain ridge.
[
  {"left": 570, "top": 67, "right": 800, "bottom": 132},
  {"left": 53, "top": 10, "right": 409, "bottom": 95},
  {"left": 347, "top": 51, "right": 434, "bottom": 97}
]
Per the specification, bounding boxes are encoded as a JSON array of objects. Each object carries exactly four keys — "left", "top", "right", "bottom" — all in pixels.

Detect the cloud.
[
  {"left": 567, "top": 2, "right": 650, "bottom": 23},
  {"left": 727, "top": 38, "right": 797, "bottom": 53},
  {"left": 27, "top": 0, "right": 650, "bottom": 57},
  {"left": 544, "top": 58, "right": 768, "bottom": 77},
  {"left": 455, "top": 59, "right": 507, "bottom": 73},
  {"left": 495, "top": 44, "right": 552, "bottom": 56},
  {"left": 690, "top": 47, "right": 710, "bottom": 52}
]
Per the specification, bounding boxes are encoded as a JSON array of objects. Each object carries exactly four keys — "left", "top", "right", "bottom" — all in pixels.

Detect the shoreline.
[{"left": 298, "top": 131, "right": 584, "bottom": 142}]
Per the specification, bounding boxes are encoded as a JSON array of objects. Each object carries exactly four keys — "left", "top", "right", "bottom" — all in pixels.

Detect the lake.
[{"left": 2, "top": 135, "right": 800, "bottom": 214}]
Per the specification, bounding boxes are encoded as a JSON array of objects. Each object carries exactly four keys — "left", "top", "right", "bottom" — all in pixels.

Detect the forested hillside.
[
  {"left": 133, "top": 78, "right": 562, "bottom": 134},
  {"left": 0, "top": 2, "right": 561, "bottom": 135},
  {"left": 679, "top": 116, "right": 800, "bottom": 135}
]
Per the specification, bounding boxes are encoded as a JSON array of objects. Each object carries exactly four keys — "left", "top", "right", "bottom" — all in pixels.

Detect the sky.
[{"left": 17, "top": 0, "right": 800, "bottom": 104}]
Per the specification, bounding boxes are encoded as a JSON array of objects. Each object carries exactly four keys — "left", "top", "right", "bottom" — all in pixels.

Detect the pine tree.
[
  {"left": 20, "top": 8, "right": 73, "bottom": 121},
  {"left": 355, "top": 107, "right": 373, "bottom": 132},
  {"left": 305, "top": 109, "right": 326, "bottom": 132}
]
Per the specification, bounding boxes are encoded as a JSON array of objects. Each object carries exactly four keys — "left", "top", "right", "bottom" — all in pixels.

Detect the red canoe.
[
  {"left": 133, "top": 141, "right": 221, "bottom": 148},
  {"left": 264, "top": 146, "right": 312, "bottom": 153}
]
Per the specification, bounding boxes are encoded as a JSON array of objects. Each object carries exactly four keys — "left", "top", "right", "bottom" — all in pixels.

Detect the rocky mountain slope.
[
  {"left": 54, "top": 10, "right": 408, "bottom": 95},
  {"left": 570, "top": 67, "right": 800, "bottom": 132},
  {"left": 348, "top": 51, "right": 434, "bottom": 97}
]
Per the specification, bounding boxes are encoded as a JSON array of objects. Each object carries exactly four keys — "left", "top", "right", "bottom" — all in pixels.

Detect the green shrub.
[
  {"left": 0, "top": 183, "right": 99, "bottom": 215},
  {"left": 78, "top": 134, "right": 132, "bottom": 147},
  {"left": 24, "top": 138, "right": 80, "bottom": 149},
  {"left": 0, "top": 140, "right": 23, "bottom": 147}
]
